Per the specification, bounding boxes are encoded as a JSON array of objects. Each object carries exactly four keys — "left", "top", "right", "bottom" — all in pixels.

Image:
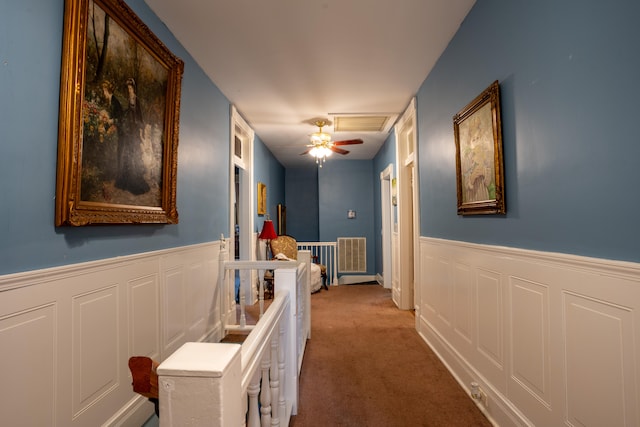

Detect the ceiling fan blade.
[
  {"left": 300, "top": 148, "right": 311, "bottom": 155},
  {"left": 333, "top": 138, "right": 363, "bottom": 146},
  {"left": 331, "top": 146, "right": 350, "bottom": 155}
]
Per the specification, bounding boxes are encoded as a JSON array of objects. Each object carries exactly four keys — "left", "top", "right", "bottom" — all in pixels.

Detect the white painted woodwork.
[
  {"left": 0, "top": 242, "right": 222, "bottom": 426},
  {"left": 157, "top": 342, "right": 243, "bottom": 426},
  {"left": 159, "top": 264, "right": 303, "bottom": 427},
  {"left": 4, "top": 234, "right": 635, "bottom": 426},
  {"left": 417, "top": 237, "right": 640, "bottom": 427},
  {"left": 392, "top": 230, "right": 400, "bottom": 305},
  {"left": 393, "top": 97, "right": 418, "bottom": 311},
  {"left": 379, "top": 164, "right": 394, "bottom": 290}
]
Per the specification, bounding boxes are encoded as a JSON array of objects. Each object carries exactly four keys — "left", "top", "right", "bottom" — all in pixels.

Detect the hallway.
[
  {"left": 290, "top": 284, "right": 492, "bottom": 427},
  {"left": 142, "top": 284, "right": 492, "bottom": 427}
]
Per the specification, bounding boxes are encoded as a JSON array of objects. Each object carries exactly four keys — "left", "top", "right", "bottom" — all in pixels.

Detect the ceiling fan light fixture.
[
  {"left": 310, "top": 131, "right": 331, "bottom": 144},
  {"left": 309, "top": 144, "right": 332, "bottom": 166},
  {"left": 307, "top": 120, "right": 334, "bottom": 166}
]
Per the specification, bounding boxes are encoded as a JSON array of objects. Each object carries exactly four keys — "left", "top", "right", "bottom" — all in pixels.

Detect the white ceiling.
[{"left": 144, "top": 0, "right": 476, "bottom": 167}]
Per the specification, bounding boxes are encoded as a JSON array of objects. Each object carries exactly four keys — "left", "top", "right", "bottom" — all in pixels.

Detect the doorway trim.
[
  {"left": 229, "top": 105, "right": 255, "bottom": 260},
  {"left": 393, "top": 98, "right": 419, "bottom": 311},
  {"left": 229, "top": 105, "right": 255, "bottom": 259},
  {"left": 380, "top": 163, "right": 394, "bottom": 289}
]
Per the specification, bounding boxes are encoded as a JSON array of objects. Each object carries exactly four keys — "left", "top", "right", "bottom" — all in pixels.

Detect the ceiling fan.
[{"left": 301, "top": 120, "right": 363, "bottom": 166}]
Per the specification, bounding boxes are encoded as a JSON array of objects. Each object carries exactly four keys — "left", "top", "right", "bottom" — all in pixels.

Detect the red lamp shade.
[{"left": 258, "top": 220, "right": 277, "bottom": 240}]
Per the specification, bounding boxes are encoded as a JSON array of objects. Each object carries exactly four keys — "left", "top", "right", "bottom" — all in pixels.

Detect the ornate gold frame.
[
  {"left": 453, "top": 81, "right": 505, "bottom": 215},
  {"left": 257, "top": 182, "right": 267, "bottom": 216},
  {"left": 56, "top": 0, "right": 183, "bottom": 225}
]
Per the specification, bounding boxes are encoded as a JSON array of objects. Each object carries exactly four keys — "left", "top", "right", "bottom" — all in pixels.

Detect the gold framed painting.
[
  {"left": 55, "top": 0, "right": 184, "bottom": 226},
  {"left": 257, "top": 182, "right": 267, "bottom": 216},
  {"left": 453, "top": 80, "right": 505, "bottom": 215}
]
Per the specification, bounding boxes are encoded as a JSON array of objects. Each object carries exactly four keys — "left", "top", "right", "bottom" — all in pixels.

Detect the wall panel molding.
[
  {"left": 418, "top": 237, "right": 640, "bottom": 427},
  {"left": 0, "top": 242, "right": 222, "bottom": 426}
]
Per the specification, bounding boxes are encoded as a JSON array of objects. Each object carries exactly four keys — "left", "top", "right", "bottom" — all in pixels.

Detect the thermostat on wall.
[{"left": 348, "top": 210, "right": 356, "bottom": 219}]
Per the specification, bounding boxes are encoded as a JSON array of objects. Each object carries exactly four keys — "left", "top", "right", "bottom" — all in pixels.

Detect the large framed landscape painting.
[
  {"left": 56, "top": 0, "right": 183, "bottom": 226},
  {"left": 453, "top": 80, "right": 505, "bottom": 215}
]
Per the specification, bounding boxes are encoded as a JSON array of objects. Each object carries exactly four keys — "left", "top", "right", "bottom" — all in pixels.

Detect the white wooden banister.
[
  {"left": 222, "top": 259, "right": 296, "bottom": 332},
  {"left": 156, "top": 248, "right": 312, "bottom": 426}
]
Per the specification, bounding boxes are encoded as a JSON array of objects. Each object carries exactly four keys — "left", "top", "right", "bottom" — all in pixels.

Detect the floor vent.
[{"left": 337, "top": 237, "right": 366, "bottom": 273}]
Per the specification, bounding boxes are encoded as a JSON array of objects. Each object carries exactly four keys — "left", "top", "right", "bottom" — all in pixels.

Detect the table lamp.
[{"left": 258, "top": 216, "right": 277, "bottom": 260}]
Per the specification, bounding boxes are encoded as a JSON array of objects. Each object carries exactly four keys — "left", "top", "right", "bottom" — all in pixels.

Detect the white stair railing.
[
  {"left": 222, "top": 259, "right": 296, "bottom": 331},
  {"left": 297, "top": 241, "right": 338, "bottom": 286},
  {"left": 156, "top": 249, "right": 311, "bottom": 426}
]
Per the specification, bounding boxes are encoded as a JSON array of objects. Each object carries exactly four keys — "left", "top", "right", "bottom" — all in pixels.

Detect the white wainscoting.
[
  {"left": 0, "top": 242, "right": 222, "bottom": 427},
  {"left": 418, "top": 237, "right": 640, "bottom": 427}
]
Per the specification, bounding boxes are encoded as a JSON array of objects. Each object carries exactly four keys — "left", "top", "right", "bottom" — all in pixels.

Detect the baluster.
[
  {"left": 260, "top": 350, "right": 272, "bottom": 426},
  {"left": 278, "top": 321, "right": 286, "bottom": 422},
  {"left": 258, "top": 271, "right": 265, "bottom": 318},
  {"left": 332, "top": 243, "right": 338, "bottom": 285},
  {"left": 247, "top": 369, "right": 261, "bottom": 427},
  {"left": 270, "top": 331, "right": 280, "bottom": 426},
  {"left": 239, "top": 273, "right": 247, "bottom": 328}
]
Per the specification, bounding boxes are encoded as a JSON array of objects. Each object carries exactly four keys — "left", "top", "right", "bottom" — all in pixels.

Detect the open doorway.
[
  {"left": 380, "top": 164, "right": 394, "bottom": 289},
  {"left": 225, "top": 106, "right": 255, "bottom": 322},
  {"left": 229, "top": 105, "right": 255, "bottom": 262}
]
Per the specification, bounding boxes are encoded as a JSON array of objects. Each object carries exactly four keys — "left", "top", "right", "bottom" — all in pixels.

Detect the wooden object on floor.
[{"left": 128, "top": 356, "right": 159, "bottom": 399}]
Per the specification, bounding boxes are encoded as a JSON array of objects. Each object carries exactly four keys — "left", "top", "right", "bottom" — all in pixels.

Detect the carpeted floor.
[
  {"left": 142, "top": 284, "right": 492, "bottom": 426},
  {"left": 289, "top": 284, "right": 492, "bottom": 427}
]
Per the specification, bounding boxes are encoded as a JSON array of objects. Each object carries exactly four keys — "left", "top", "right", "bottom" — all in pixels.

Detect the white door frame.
[
  {"left": 228, "top": 106, "right": 255, "bottom": 318},
  {"left": 229, "top": 105, "right": 255, "bottom": 260},
  {"left": 380, "top": 164, "right": 394, "bottom": 289},
  {"left": 393, "top": 98, "right": 419, "bottom": 311}
]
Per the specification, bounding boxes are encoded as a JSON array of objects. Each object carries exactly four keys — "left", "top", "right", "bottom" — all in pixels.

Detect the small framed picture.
[{"left": 257, "top": 182, "right": 267, "bottom": 216}]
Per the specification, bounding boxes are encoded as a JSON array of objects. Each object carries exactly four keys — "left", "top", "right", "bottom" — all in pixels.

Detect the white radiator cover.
[{"left": 337, "top": 237, "right": 366, "bottom": 273}]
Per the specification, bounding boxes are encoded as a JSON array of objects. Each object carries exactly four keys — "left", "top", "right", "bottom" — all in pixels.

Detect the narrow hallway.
[{"left": 290, "top": 284, "right": 492, "bottom": 427}]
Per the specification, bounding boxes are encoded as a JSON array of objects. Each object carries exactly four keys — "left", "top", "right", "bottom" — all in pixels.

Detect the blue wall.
[
  {"left": 254, "top": 136, "right": 285, "bottom": 232},
  {"left": 417, "top": 0, "right": 640, "bottom": 262},
  {"left": 319, "top": 161, "right": 375, "bottom": 276},
  {"left": 285, "top": 167, "right": 319, "bottom": 241},
  {"left": 7, "top": 0, "right": 634, "bottom": 278},
  {"left": 0, "top": 0, "right": 231, "bottom": 275}
]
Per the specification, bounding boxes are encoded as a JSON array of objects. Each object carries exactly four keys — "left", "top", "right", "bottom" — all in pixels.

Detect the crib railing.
[
  {"left": 156, "top": 251, "right": 311, "bottom": 426},
  {"left": 297, "top": 241, "right": 338, "bottom": 286}
]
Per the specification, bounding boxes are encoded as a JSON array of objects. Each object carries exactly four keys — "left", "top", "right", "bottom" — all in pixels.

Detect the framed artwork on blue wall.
[
  {"left": 257, "top": 182, "right": 267, "bottom": 216},
  {"left": 453, "top": 80, "right": 505, "bottom": 215},
  {"left": 55, "top": 0, "right": 184, "bottom": 225}
]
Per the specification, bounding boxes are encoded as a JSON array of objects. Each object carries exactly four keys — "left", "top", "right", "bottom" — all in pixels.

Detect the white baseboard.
[
  {"left": 337, "top": 274, "right": 376, "bottom": 285},
  {"left": 103, "top": 396, "right": 155, "bottom": 427}
]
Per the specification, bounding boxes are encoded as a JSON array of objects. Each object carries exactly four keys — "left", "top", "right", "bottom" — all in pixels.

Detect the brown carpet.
[{"left": 290, "top": 284, "right": 492, "bottom": 427}]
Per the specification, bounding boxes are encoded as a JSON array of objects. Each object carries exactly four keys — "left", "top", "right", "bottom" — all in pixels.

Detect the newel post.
[
  {"left": 274, "top": 267, "right": 299, "bottom": 414},
  {"left": 157, "top": 342, "right": 242, "bottom": 426}
]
